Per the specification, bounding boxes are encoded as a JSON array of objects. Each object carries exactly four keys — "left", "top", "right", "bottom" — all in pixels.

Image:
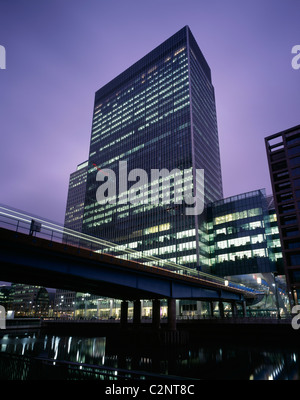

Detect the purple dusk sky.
[{"left": 0, "top": 0, "right": 299, "bottom": 224}]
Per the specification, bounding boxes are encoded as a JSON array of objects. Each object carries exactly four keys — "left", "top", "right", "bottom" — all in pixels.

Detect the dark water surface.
[{"left": 0, "top": 330, "right": 299, "bottom": 380}]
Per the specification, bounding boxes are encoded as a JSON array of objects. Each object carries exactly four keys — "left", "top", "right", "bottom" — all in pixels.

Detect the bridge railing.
[{"left": 0, "top": 204, "right": 263, "bottom": 297}]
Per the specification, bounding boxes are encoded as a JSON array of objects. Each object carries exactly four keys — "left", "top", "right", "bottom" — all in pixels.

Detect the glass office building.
[
  {"left": 64, "top": 160, "right": 88, "bottom": 234},
  {"left": 10, "top": 284, "right": 51, "bottom": 317},
  {"left": 58, "top": 160, "right": 89, "bottom": 316},
  {"left": 265, "top": 125, "right": 300, "bottom": 305},
  {"left": 82, "top": 26, "right": 223, "bottom": 272},
  {"left": 207, "top": 189, "right": 289, "bottom": 315},
  {"left": 62, "top": 27, "right": 290, "bottom": 317},
  {"left": 207, "top": 189, "right": 279, "bottom": 277}
]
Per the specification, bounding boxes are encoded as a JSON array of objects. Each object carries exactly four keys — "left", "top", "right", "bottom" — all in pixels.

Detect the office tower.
[
  {"left": 266, "top": 194, "right": 284, "bottom": 270},
  {"left": 0, "top": 285, "right": 12, "bottom": 310},
  {"left": 10, "top": 284, "right": 50, "bottom": 317},
  {"left": 64, "top": 160, "right": 88, "bottom": 235},
  {"left": 265, "top": 125, "right": 300, "bottom": 306},
  {"left": 58, "top": 161, "right": 88, "bottom": 316},
  {"left": 82, "top": 26, "right": 223, "bottom": 272}
]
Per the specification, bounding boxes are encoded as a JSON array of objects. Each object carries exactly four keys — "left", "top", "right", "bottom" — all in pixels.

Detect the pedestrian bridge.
[{"left": 0, "top": 204, "right": 262, "bottom": 303}]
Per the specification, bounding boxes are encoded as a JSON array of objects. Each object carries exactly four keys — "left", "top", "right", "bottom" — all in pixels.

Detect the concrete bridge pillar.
[
  {"left": 152, "top": 299, "right": 161, "bottom": 329},
  {"left": 120, "top": 301, "right": 128, "bottom": 326},
  {"left": 209, "top": 301, "right": 214, "bottom": 317},
  {"left": 133, "top": 300, "right": 141, "bottom": 324},
  {"left": 109, "top": 299, "right": 113, "bottom": 318},
  {"left": 218, "top": 301, "right": 225, "bottom": 318},
  {"left": 242, "top": 300, "right": 247, "bottom": 317},
  {"left": 167, "top": 298, "right": 176, "bottom": 331},
  {"left": 231, "top": 301, "right": 238, "bottom": 317},
  {"left": 196, "top": 301, "right": 202, "bottom": 316}
]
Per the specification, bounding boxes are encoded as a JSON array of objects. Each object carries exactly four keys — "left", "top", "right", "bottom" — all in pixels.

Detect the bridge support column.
[
  {"left": 196, "top": 301, "right": 202, "bottom": 316},
  {"left": 109, "top": 299, "right": 113, "bottom": 318},
  {"left": 152, "top": 299, "right": 161, "bottom": 329},
  {"left": 231, "top": 301, "right": 238, "bottom": 317},
  {"left": 209, "top": 301, "right": 214, "bottom": 317},
  {"left": 167, "top": 298, "right": 176, "bottom": 331},
  {"left": 133, "top": 300, "right": 141, "bottom": 324},
  {"left": 218, "top": 301, "right": 224, "bottom": 318},
  {"left": 242, "top": 300, "right": 247, "bottom": 317},
  {"left": 120, "top": 301, "right": 128, "bottom": 326}
]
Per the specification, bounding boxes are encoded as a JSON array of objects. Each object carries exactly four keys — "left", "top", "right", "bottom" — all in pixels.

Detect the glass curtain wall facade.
[
  {"left": 265, "top": 125, "right": 300, "bottom": 306},
  {"left": 266, "top": 195, "right": 284, "bottom": 272},
  {"left": 10, "top": 284, "right": 50, "bottom": 317},
  {"left": 207, "top": 189, "right": 289, "bottom": 315},
  {"left": 59, "top": 161, "right": 89, "bottom": 317},
  {"left": 207, "top": 189, "right": 279, "bottom": 276},
  {"left": 64, "top": 161, "right": 88, "bottom": 235},
  {"left": 82, "top": 26, "right": 223, "bottom": 272}
]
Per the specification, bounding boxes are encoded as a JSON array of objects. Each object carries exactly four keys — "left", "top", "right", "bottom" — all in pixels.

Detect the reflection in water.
[
  {"left": 0, "top": 332, "right": 299, "bottom": 380},
  {"left": 0, "top": 333, "right": 106, "bottom": 366}
]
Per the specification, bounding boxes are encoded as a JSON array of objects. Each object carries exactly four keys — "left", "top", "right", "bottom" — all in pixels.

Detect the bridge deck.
[{"left": 0, "top": 227, "right": 258, "bottom": 302}]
